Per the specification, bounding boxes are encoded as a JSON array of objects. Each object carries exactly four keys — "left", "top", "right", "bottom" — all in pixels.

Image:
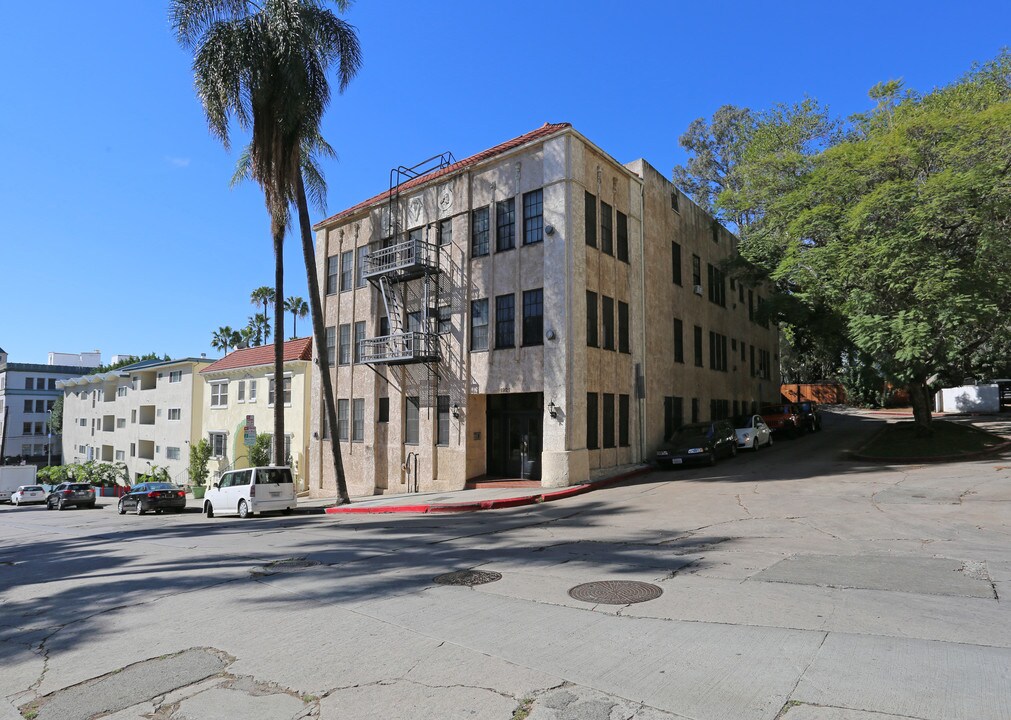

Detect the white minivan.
[{"left": 203, "top": 466, "right": 296, "bottom": 518}]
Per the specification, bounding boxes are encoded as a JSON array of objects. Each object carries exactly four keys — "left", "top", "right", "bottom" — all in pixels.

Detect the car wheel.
[
  {"left": 204, "top": 502, "right": 214, "bottom": 518},
  {"left": 753, "top": 438, "right": 760, "bottom": 452},
  {"left": 768, "top": 434, "right": 774, "bottom": 447},
  {"left": 46, "top": 499, "right": 54, "bottom": 510},
  {"left": 238, "top": 500, "right": 251, "bottom": 519},
  {"left": 729, "top": 443, "right": 738, "bottom": 458},
  {"left": 154, "top": 508, "right": 162, "bottom": 514},
  {"left": 135, "top": 501, "right": 145, "bottom": 516},
  {"left": 57, "top": 498, "right": 66, "bottom": 511},
  {"left": 86, "top": 502, "right": 96, "bottom": 509},
  {"left": 118, "top": 499, "right": 126, "bottom": 515}
]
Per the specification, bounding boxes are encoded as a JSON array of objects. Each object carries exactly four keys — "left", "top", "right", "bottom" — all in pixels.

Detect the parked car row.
[
  {"left": 655, "top": 403, "right": 825, "bottom": 468},
  {"left": 4, "top": 467, "right": 298, "bottom": 520}
]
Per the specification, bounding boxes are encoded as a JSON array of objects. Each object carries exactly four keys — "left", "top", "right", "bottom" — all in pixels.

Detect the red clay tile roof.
[
  {"left": 201, "top": 337, "right": 312, "bottom": 374},
  {"left": 313, "top": 122, "right": 572, "bottom": 230}
]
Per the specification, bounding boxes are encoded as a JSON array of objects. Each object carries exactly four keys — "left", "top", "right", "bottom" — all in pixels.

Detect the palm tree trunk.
[
  {"left": 295, "top": 172, "right": 350, "bottom": 503},
  {"left": 272, "top": 220, "right": 286, "bottom": 467}
]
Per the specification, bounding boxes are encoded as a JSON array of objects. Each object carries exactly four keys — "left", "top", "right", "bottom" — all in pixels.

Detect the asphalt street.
[{"left": 1, "top": 410, "right": 1009, "bottom": 720}]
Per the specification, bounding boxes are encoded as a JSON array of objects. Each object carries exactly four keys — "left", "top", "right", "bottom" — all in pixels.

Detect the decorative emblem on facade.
[
  {"left": 408, "top": 196, "right": 425, "bottom": 227},
  {"left": 438, "top": 185, "right": 454, "bottom": 213}
]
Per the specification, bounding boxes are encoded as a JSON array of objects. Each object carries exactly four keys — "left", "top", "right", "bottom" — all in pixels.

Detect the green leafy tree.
[
  {"left": 48, "top": 395, "right": 63, "bottom": 436},
  {"left": 172, "top": 0, "right": 360, "bottom": 503},
  {"left": 284, "top": 295, "right": 309, "bottom": 338},
  {"left": 188, "top": 439, "right": 213, "bottom": 487},
  {"left": 247, "top": 433, "right": 272, "bottom": 467},
  {"left": 246, "top": 314, "right": 271, "bottom": 347},
  {"left": 211, "top": 325, "right": 241, "bottom": 355},
  {"left": 760, "top": 52, "right": 1011, "bottom": 434}
]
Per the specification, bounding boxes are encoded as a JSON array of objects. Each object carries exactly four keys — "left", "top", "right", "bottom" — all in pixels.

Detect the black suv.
[
  {"left": 46, "top": 483, "right": 96, "bottom": 510},
  {"left": 655, "top": 420, "right": 738, "bottom": 467}
]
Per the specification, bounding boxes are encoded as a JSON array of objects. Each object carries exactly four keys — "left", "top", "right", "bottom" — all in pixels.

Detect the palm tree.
[
  {"left": 284, "top": 296, "right": 309, "bottom": 338},
  {"left": 237, "top": 326, "right": 256, "bottom": 348},
  {"left": 247, "top": 314, "right": 271, "bottom": 347},
  {"left": 171, "top": 0, "right": 360, "bottom": 503},
  {"left": 250, "top": 286, "right": 275, "bottom": 343},
  {"left": 211, "top": 325, "right": 239, "bottom": 355}
]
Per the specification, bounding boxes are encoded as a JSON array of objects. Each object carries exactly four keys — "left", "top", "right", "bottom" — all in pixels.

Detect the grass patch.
[
  {"left": 861, "top": 420, "right": 1005, "bottom": 458},
  {"left": 511, "top": 698, "right": 534, "bottom": 720}
]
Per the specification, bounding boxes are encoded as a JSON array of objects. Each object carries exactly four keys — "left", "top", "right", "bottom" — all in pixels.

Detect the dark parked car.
[
  {"left": 656, "top": 420, "right": 738, "bottom": 467},
  {"left": 796, "top": 401, "right": 823, "bottom": 432},
  {"left": 760, "top": 404, "right": 804, "bottom": 437},
  {"left": 118, "top": 483, "right": 187, "bottom": 515},
  {"left": 46, "top": 483, "right": 96, "bottom": 510}
]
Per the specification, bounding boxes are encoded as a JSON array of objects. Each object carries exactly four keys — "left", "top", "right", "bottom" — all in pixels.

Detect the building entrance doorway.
[{"left": 486, "top": 393, "right": 542, "bottom": 480}]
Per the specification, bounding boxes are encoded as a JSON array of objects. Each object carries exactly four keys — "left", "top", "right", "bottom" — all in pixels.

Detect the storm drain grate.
[
  {"left": 433, "top": 570, "right": 502, "bottom": 587},
  {"left": 251, "top": 557, "right": 321, "bottom": 577},
  {"left": 568, "top": 580, "right": 663, "bottom": 605}
]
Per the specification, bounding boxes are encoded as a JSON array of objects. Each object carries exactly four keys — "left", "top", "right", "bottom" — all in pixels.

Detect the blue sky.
[{"left": 1, "top": 1, "right": 1007, "bottom": 365}]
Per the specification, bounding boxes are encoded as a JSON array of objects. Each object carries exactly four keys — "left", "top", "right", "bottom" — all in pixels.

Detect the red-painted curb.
[{"left": 323, "top": 465, "right": 653, "bottom": 515}]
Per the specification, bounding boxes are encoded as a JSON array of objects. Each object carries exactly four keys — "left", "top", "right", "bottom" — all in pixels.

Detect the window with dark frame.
[
  {"left": 601, "top": 296, "right": 615, "bottom": 350},
  {"left": 618, "top": 301, "right": 629, "bottom": 353},
  {"left": 495, "top": 294, "right": 515, "bottom": 349},
  {"left": 325, "top": 325, "right": 336, "bottom": 366},
  {"left": 437, "top": 305, "right": 451, "bottom": 334},
  {"left": 379, "top": 316, "right": 390, "bottom": 337},
  {"left": 340, "top": 250, "right": 353, "bottom": 292},
  {"left": 584, "top": 191, "right": 596, "bottom": 247},
  {"left": 326, "top": 255, "right": 339, "bottom": 294},
  {"left": 691, "top": 397, "right": 700, "bottom": 423},
  {"left": 496, "top": 198, "right": 515, "bottom": 252},
  {"left": 616, "top": 211, "right": 628, "bottom": 262},
  {"left": 353, "top": 322, "right": 365, "bottom": 363},
  {"left": 471, "top": 299, "right": 489, "bottom": 351},
  {"left": 439, "top": 218, "right": 452, "bottom": 246},
  {"left": 663, "top": 396, "right": 683, "bottom": 440},
  {"left": 523, "top": 189, "right": 543, "bottom": 245},
  {"left": 672, "top": 241, "right": 682, "bottom": 285},
  {"left": 600, "top": 201, "right": 613, "bottom": 256},
  {"left": 692, "top": 254, "right": 702, "bottom": 288},
  {"left": 586, "top": 393, "right": 598, "bottom": 450},
  {"left": 618, "top": 394, "right": 630, "bottom": 447},
  {"left": 602, "top": 393, "right": 615, "bottom": 448},
  {"left": 356, "top": 245, "right": 368, "bottom": 288},
  {"left": 337, "top": 399, "right": 349, "bottom": 441},
  {"left": 338, "top": 324, "right": 351, "bottom": 365},
  {"left": 405, "top": 397, "right": 419, "bottom": 444},
  {"left": 377, "top": 397, "right": 390, "bottom": 423},
  {"left": 693, "top": 325, "right": 703, "bottom": 367},
  {"left": 471, "top": 206, "right": 489, "bottom": 257},
  {"left": 522, "top": 289, "right": 543, "bottom": 347},
  {"left": 436, "top": 395, "right": 450, "bottom": 446},
  {"left": 707, "top": 263, "right": 727, "bottom": 307},
  {"left": 673, "top": 318, "right": 684, "bottom": 363},
  {"left": 351, "top": 399, "right": 364, "bottom": 442},
  {"left": 671, "top": 189, "right": 680, "bottom": 212},
  {"left": 586, "top": 291, "right": 598, "bottom": 347}
]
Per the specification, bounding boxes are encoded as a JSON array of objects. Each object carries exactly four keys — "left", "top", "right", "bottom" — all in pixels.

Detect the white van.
[{"left": 203, "top": 466, "right": 296, "bottom": 518}]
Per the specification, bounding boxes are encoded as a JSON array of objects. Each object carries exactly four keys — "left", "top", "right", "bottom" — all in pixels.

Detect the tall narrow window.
[
  {"left": 602, "top": 393, "right": 615, "bottom": 448},
  {"left": 495, "top": 294, "right": 515, "bottom": 349},
  {"left": 601, "top": 296, "right": 615, "bottom": 350},
  {"left": 522, "top": 189, "right": 543, "bottom": 245},
  {"left": 337, "top": 399, "right": 349, "bottom": 441},
  {"left": 600, "top": 201, "right": 613, "bottom": 256},
  {"left": 437, "top": 305, "right": 451, "bottom": 334},
  {"left": 436, "top": 395, "right": 450, "bottom": 446},
  {"left": 326, "top": 255, "right": 338, "bottom": 294},
  {"left": 673, "top": 318, "right": 684, "bottom": 363},
  {"left": 356, "top": 245, "right": 368, "bottom": 288},
  {"left": 439, "top": 218, "right": 452, "bottom": 246},
  {"left": 586, "top": 393, "right": 598, "bottom": 450},
  {"left": 496, "top": 198, "right": 515, "bottom": 252},
  {"left": 522, "top": 289, "right": 543, "bottom": 347},
  {"left": 340, "top": 250, "right": 353, "bottom": 292},
  {"left": 693, "top": 326, "right": 703, "bottom": 367},
  {"left": 691, "top": 398, "right": 700, "bottom": 423},
  {"left": 692, "top": 254, "right": 702, "bottom": 288},
  {"left": 352, "top": 399, "right": 364, "bottom": 442},
  {"left": 617, "top": 301, "right": 629, "bottom": 354},
  {"left": 586, "top": 291, "right": 598, "bottom": 347},
  {"left": 663, "top": 396, "right": 683, "bottom": 440},
  {"left": 325, "top": 325, "right": 336, "bottom": 366},
  {"left": 405, "top": 397, "right": 420, "bottom": 444},
  {"left": 618, "top": 394, "right": 630, "bottom": 447},
  {"left": 377, "top": 397, "right": 389, "bottom": 423},
  {"left": 471, "top": 206, "right": 489, "bottom": 257},
  {"left": 338, "top": 324, "right": 350, "bottom": 365},
  {"left": 584, "top": 191, "right": 596, "bottom": 247},
  {"left": 353, "top": 321, "right": 366, "bottom": 363},
  {"left": 471, "top": 299, "right": 489, "bottom": 351},
  {"left": 616, "top": 211, "right": 628, "bottom": 262}
]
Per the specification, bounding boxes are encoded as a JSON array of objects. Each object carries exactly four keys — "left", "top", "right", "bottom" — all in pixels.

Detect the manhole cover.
[
  {"left": 433, "top": 570, "right": 502, "bottom": 586},
  {"left": 568, "top": 581, "right": 663, "bottom": 604},
  {"left": 251, "top": 557, "right": 321, "bottom": 576}
]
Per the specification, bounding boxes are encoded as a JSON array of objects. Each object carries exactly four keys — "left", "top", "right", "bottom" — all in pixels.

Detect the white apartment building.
[
  {"left": 307, "top": 123, "right": 781, "bottom": 497},
  {"left": 59, "top": 357, "right": 212, "bottom": 483},
  {"left": 0, "top": 347, "right": 100, "bottom": 465}
]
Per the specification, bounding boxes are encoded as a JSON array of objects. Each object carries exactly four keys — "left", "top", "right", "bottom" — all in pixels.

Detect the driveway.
[{"left": 1, "top": 410, "right": 1009, "bottom": 720}]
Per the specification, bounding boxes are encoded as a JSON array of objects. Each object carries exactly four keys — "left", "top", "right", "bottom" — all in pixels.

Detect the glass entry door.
[{"left": 487, "top": 393, "right": 542, "bottom": 480}]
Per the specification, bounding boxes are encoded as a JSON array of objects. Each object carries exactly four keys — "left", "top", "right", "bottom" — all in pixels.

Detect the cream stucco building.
[
  {"left": 308, "top": 123, "right": 781, "bottom": 498},
  {"left": 59, "top": 357, "right": 212, "bottom": 483},
  {"left": 199, "top": 338, "right": 313, "bottom": 490}
]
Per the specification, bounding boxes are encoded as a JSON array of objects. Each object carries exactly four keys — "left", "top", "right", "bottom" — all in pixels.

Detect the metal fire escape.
[{"left": 359, "top": 152, "right": 455, "bottom": 367}]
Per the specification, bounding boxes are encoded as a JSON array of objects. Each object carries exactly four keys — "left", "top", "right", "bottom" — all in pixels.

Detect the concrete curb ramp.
[{"left": 324, "top": 467, "right": 652, "bottom": 515}]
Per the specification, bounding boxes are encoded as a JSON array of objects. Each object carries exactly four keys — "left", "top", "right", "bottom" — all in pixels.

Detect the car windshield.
[
  {"left": 669, "top": 424, "right": 712, "bottom": 442},
  {"left": 763, "top": 405, "right": 792, "bottom": 415},
  {"left": 148, "top": 483, "right": 178, "bottom": 490},
  {"left": 258, "top": 468, "right": 292, "bottom": 484}
]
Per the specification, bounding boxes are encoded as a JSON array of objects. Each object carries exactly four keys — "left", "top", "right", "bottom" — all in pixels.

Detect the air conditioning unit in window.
[{"left": 693, "top": 285, "right": 704, "bottom": 296}]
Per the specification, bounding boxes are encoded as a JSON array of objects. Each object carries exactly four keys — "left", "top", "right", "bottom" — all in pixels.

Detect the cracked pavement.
[{"left": 1, "top": 411, "right": 1010, "bottom": 719}]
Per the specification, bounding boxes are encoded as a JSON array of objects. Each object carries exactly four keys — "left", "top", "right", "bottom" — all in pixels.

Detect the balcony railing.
[
  {"left": 363, "top": 237, "right": 439, "bottom": 282},
  {"left": 359, "top": 332, "right": 440, "bottom": 365}
]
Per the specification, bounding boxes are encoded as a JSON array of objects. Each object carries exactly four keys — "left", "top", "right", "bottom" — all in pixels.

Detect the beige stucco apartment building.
[
  {"left": 199, "top": 338, "right": 313, "bottom": 491},
  {"left": 308, "top": 123, "right": 780, "bottom": 498},
  {"left": 59, "top": 358, "right": 212, "bottom": 483}
]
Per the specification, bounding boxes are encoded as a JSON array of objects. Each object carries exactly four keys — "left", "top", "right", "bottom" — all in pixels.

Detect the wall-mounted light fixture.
[
  {"left": 548, "top": 401, "right": 558, "bottom": 419},
  {"left": 452, "top": 404, "right": 461, "bottom": 419}
]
